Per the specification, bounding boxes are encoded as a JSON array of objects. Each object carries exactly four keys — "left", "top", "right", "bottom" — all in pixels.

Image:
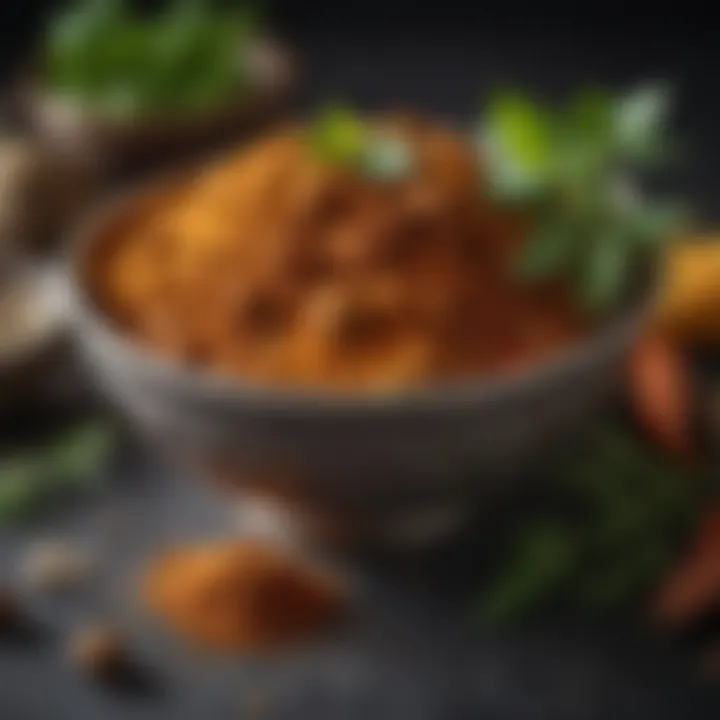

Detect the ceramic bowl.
[
  {"left": 0, "top": 263, "right": 72, "bottom": 411},
  {"left": 69, "top": 182, "right": 657, "bottom": 549}
]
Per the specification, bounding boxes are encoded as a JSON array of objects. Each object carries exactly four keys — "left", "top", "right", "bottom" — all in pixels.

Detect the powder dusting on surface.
[{"left": 144, "top": 541, "right": 347, "bottom": 653}]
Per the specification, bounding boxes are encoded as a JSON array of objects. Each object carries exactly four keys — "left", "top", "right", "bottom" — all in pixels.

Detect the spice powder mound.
[
  {"left": 93, "top": 116, "right": 587, "bottom": 392},
  {"left": 144, "top": 541, "right": 347, "bottom": 653}
]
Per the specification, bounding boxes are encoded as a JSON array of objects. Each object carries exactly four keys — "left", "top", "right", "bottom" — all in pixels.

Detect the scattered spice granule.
[
  {"left": 0, "top": 588, "right": 23, "bottom": 633},
  {"left": 21, "top": 539, "right": 93, "bottom": 592},
  {"left": 67, "top": 624, "right": 128, "bottom": 678},
  {"left": 143, "top": 541, "right": 347, "bottom": 653}
]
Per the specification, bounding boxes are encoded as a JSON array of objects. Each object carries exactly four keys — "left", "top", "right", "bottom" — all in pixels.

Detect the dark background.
[
  {"left": 3, "top": 0, "right": 720, "bottom": 37},
  {"left": 2, "top": 0, "right": 719, "bottom": 220}
]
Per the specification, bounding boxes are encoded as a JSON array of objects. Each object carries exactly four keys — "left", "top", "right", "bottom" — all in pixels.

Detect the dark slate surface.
[
  {"left": 1, "top": 441, "right": 719, "bottom": 720},
  {"left": 3, "top": 24, "right": 720, "bottom": 720}
]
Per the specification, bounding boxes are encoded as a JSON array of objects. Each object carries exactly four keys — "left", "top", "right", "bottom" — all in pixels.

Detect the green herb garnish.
[
  {"left": 477, "top": 521, "right": 579, "bottom": 627},
  {"left": 309, "top": 106, "right": 416, "bottom": 181},
  {"left": 479, "top": 83, "right": 686, "bottom": 313},
  {"left": 475, "top": 423, "right": 699, "bottom": 627},
  {"left": 309, "top": 105, "right": 367, "bottom": 169},
  {"left": 362, "top": 135, "right": 415, "bottom": 181},
  {"left": 0, "top": 422, "right": 116, "bottom": 525},
  {"left": 44, "top": 0, "right": 260, "bottom": 119}
]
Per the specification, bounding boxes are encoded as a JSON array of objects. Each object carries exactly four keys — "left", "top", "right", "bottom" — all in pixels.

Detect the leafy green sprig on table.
[
  {"left": 44, "top": 0, "right": 260, "bottom": 119},
  {"left": 476, "top": 424, "right": 699, "bottom": 628},
  {"left": 309, "top": 105, "right": 416, "bottom": 181},
  {"left": 479, "top": 84, "right": 686, "bottom": 313},
  {"left": 0, "top": 423, "right": 116, "bottom": 525}
]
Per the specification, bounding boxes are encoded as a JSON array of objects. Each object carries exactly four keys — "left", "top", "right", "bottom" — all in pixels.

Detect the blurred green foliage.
[
  {"left": 0, "top": 423, "right": 116, "bottom": 524},
  {"left": 44, "top": 0, "right": 260, "bottom": 118},
  {"left": 309, "top": 105, "right": 416, "bottom": 181},
  {"left": 480, "top": 84, "right": 687, "bottom": 313},
  {"left": 475, "top": 423, "right": 700, "bottom": 627},
  {"left": 310, "top": 105, "right": 367, "bottom": 168}
]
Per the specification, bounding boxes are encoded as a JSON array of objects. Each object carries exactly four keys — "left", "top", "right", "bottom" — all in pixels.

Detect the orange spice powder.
[
  {"left": 93, "top": 115, "right": 587, "bottom": 392},
  {"left": 144, "top": 541, "right": 347, "bottom": 653}
]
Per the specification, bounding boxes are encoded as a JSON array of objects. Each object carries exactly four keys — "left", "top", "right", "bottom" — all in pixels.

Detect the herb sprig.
[
  {"left": 475, "top": 423, "right": 698, "bottom": 627},
  {"left": 479, "top": 84, "right": 686, "bottom": 313},
  {"left": 309, "top": 105, "right": 415, "bottom": 181},
  {"left": 45, "top": 0, "right": 260, "bottom": 119},
  {"left": 0, "top": 423, "right": 116, "bottom": 524}
]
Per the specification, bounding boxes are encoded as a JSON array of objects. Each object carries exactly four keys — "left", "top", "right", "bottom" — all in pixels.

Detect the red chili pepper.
[
  {"left": 654, "top": 506, "right": 720, "bottom": 628},
  {"left": 628, "top": 333, "right": 693, "bottom": 460}
]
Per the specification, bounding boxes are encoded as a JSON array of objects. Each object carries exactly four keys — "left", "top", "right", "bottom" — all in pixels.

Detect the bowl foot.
[{"left": 231, "top": 490, "right": 474, "bottom": 553}]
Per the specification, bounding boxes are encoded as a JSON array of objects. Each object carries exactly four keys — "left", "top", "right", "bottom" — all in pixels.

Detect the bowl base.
[{"left": 230, "top": 489, "right": 475, "bottom": 553}]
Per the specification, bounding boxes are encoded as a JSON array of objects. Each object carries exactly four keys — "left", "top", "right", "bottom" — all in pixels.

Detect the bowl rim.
[
  {"left": 0, "top": 262, "right": 70, "bottom": 371},
  {"left": 69, "top": 175, "right": 659, "bottom": 416}
]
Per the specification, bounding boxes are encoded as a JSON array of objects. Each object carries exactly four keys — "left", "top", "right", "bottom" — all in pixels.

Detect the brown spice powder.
[{"left": 144, "top": 541, "right": 346, "bottom": 653}]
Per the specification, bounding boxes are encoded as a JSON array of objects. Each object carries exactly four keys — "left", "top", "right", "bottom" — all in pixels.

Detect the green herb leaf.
[
  {"left": 484, "top": 91, "right": 553, "bottom": 171},
  {"left": 0, "top": 459, "right": 50, "bottom": 523},
  {"left": 474, "top": 422, "right": 697, "bottom": 626},
  {"left": 555, "top": 89, "right": 614, "bottom": 183},
  {"left": 614, "top": 82, "right": 673, "bottom": 163},
  {"left": 517, "top": 221, "right": 577, "bottom": 280},
  {"left": 577, "top": 542, "right": 673, "bottom": 609},
  {"left": 45, "top": 0, "right": 254, "bottom": 117},
  {"left": 579, "top": 230, "right": 630, "bottom": 311},
  {"left": 362, "top": 136, "right": 415, "bottom": 182},
  {"left": 483, "top": 84, "right": 681, "bottom": 314},
  {"left": 310, "top": 105, "right": 366, "bottom": 168},
  {"left": 50, "top": 423, "right": 115, "bottom": 487},
  {"left": 477, "top": 522, "right": 578, "bottom": 627},
  {"left": 565, "top": 89, "right": 614, "bottom": 148},
  {"left": 0, "top": 423, "right": 116, "bottom": 525},
  {"left": 482, "top": 91, "right": 553, "bottom": 200},
  {"left": 486, "top": 161, "right": 551, "bottom": 203},
  {"left": 628, "top": 202, "right": 688, "bottom": 245}
]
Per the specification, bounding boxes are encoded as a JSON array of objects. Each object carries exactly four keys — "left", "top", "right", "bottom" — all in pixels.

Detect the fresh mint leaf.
[
  {"left": 577, "top": 542, "right": 673, "bottom": 609},
  {"left": 579, "top": 229, "right": 630, "bottom": 311},
  {"left": 95, "top": 84, "right": 145, "bottom": 119},
  {"left": 44, "top": 0, "right": 254, "bottom": 116},
  {"left": 517, "top": 221, "right": 576, "bottom": 280},
  {"left": 484, "top": 91, "right": 553, "bottom": 171},
  {"left": 482, "top": 84, "right": 681, "bottom": 314},
  {"left": 555, "top": 89, "right": 614, "bottom": 182},
  {"left": 477, "top": 522, "right": 578, "bottom": 627},
  {"left": 614, "top": 82, "right": 673, "bottom": 163},
  {"left": 0, "top": 459, "right": 50, "bottom": 523},
  {"left": 310, "top": 105, "right": 366, "bottom": 168},
  {"left": 0, "top": 423, "right": 116, "bottom": 525},
  {"left": 486, "top": 161, "right": 551, "bottom": 203},
  {"left": 482, "top": 91, "right": 554, "bottom": 200},
  {"left": 362, "top": 135, "right": 415, "bottom": 182},
  {"left": 565, "top": 89, "right": 614, "bottom": 146},
  {"left": 50, "top": 424, "right": 115, "bottom": 487},
  {"left": 474, "top": 423, "right": 696, "bottom": 626},
  {"left": 628, "top": 202, "right": 688, "bottom": 245},
  {"left": 309, "top": 108, "right": 418, "bottom": 180}
]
